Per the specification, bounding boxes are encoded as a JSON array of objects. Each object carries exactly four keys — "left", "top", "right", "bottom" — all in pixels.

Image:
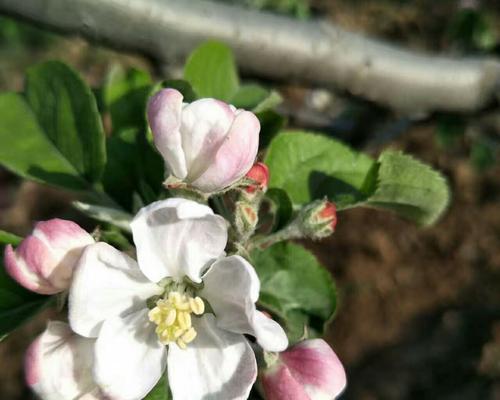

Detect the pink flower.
[
  {"left": 260, "top": 339, "right": 347, "bottom": 400},
  {"left": 4, "top": 219, "right": 94, "bottom": 294},
  {"left": 147, "top": 88, "right": 260, "bottom": 193}
]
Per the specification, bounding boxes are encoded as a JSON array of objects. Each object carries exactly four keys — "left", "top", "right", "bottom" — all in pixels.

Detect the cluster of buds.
[
  {"left": 4, "top": 219, "right": 94, "bottom": 294},
  {"left": 260, "top": 339, "right": 347, "bottom": 399},
  {"left": 234, "top": 162, "right": 270, "bottom": 241}
]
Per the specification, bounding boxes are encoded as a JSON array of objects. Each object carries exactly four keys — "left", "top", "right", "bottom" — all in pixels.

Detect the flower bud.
[
  {"left": 299, "top": 199, "right": 337, "bottom": 239},
  {"left": 260, "top": 339, "right": 346, "bottom": 400},
  {"left": 234, "top": 201, "right": 259, "bottom": 240},
  {"left": 147, "top": 88, "right": 260, "bottom": 193},
  {"left": 244, "top": 162, "right": 269, "bottom": 195},
  {"left": 4, "top": 219, "right": 94, "bottom": 294}
]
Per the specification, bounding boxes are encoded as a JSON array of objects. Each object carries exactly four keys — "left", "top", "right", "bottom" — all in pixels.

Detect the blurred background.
[{"left": 0, "top": 0, "right": 499, "bottom": 399}]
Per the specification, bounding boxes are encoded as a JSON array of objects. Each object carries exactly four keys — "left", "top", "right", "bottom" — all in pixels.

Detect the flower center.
[{"left": 148, "top": 291, "right": 205, "bottom": 349}]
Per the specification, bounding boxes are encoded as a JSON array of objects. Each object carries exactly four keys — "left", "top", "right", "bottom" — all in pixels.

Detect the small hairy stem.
[{"left": 248, "top": 222, "right": 302, "bottom": 251}]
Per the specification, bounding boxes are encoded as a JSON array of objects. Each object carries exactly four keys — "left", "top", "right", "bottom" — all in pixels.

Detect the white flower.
[
  {"left": 69, "top": 198, "right": 288, "bottom": 400},
  {"left": 147, "top": 89, "right": 260, "bottom": 192}
]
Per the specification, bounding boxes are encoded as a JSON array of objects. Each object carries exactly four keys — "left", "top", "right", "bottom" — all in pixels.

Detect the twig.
[{"left": 0, "top": 0, "right": 499, "bottom": 114}]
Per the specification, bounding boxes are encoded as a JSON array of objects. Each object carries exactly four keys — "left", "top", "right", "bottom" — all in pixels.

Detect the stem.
[{"left": 248, "top": 221, "right": 302, "bottom": 251}]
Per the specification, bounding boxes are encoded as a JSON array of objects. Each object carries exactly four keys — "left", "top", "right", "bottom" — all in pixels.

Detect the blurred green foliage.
[{"left": 0, "top": 16, "right": 56, "bottom": 52}]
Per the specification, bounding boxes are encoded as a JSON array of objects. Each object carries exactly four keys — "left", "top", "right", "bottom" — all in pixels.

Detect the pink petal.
[
  {"left": 147, "top": 88, "right": 187, "bottom": 179},
  {"left": 261, "top": 363, "right": 310, "bottom": 400},
  {"left": 281, "top": 339, "right": 347, "bottom": 399},
  {"left": 191, "top": 110, "right": 260, "bottom": 192},
  {"left": 4, "top": 240, "right": 57, "bottom": 294}
]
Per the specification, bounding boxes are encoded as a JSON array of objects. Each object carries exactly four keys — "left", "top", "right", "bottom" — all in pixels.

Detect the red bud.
[{"left": 245, "top": 162, "right": 269, "bottom": 194}]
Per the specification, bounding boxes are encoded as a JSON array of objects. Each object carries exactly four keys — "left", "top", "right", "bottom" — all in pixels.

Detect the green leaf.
[
  {"left": 102, "top": 65, "right": 152, "bottom": 132},
  {"left": 73, "top": 201, "right": 133, "bottom": 232},
  {"left": 435, "top": 115, "right": 465, "bottom": 148},
  {"left": 265, "top": 188, "right": 293, "bottom": 231},
  {"left": 264, "top": 131, "right": 375, "bottom": 208},
  {"left": 253, "top": 90, "right": 282, "bottom": 114},
  {"left": 184, "top": 41, "right": 239, "bottom": 101},
  {"left": 256, "top": 110, "right": 286, "bottom": 149},
  {"left": 102, "top": 128, "right": 141, "bottom": 210},
  {"left": 252, "top": 242, "right": 336, "bottom": 343},
  {"left": 0, "top": 230, "right": 22, "bottom": 246},
  {"left": 0, "top": 247, "right": 51, "bottom": 340},
  {"left": 144, "top": 374, "right": 171, "bottom": 400},
  {"left": 0, "top": 92, "right": 88, "bottom": 190},
  {"left": 470, "top": 140, "right": 496, "bottom": 171},
  {"left": 265, "top": 131, "right": 450, "bottom": 225},
  {"left": 366, "top": 150, "right": 451, "bottom": 226},
  {"left": 25, "top": 61, "right": 106, "bottom": 182},
  {"left": 156, "top": 79, "right": 197, "bottom": 103},
  {"left": 230, "top": 84, "right": 269, "bottom": 110}
]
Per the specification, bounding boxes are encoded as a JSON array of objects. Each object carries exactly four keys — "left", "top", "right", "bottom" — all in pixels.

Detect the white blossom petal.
[
  {"left": 201, "top": 256, "right": 288, "bottom": 352},
  {"left": 69, "top": 242, "right": 162, "bottom": 338},
  {"left": 94, "top": 309, "right": 167, "bottom": 400},
  {"left": 25, "top": 321, "right": 103, "bottom": 400},
  {"left": 168, "top": 314, "right": 257, "bottom": 400},
  {"left": 130, "top": 199, "right": 228, "bottom": 283},
  {"left": 179, "top": 98, "right": 235, "bottom": 182},
  {"left": 190, "top": 110, "right": 260, "bottom": 192},
  {"left": 147, "top": 88, "right": 188, "bottom": 179}
]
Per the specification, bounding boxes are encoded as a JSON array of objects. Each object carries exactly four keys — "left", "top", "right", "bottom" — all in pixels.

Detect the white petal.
[
  {"left": 168, "top": 314, "right": 256, "bottom": 400},
  {"left": 147, "top": 88, "right": 188, "bottom": 179},
  {"left": 190, "top": 110, "right": 260, "bottom": 192},
  {"left": 25, "top": 321, "right": 102, "bottom": 400},
  {"left": 69, "top": 242, "right": 162, "bottom": 338},
  {"left": 201, "top": 256, "right": 288, "bottom": 352},
  {"left": 94, "top": 309, "right": 167, "bottom": 400},
  {"left": 180, "top": 98, "right": 235, "bottom": 182},
  {"left": 130, "top": 198, "right": 228, "bottom": 283}
]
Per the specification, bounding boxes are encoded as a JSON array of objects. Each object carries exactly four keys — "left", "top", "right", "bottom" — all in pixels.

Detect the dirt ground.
[{"left": 0, "top": 1, "right": 499, "bottom": 399}]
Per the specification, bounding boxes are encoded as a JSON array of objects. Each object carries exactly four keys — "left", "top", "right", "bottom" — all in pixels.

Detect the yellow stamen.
[
  {"left": 181, "top": 327, "right": 197, "bottom": 344},
  {"left": 189, "top": 297, "right": 205, "bottom": 315},
  {"left": 148, "top": 290, "right": 204, "bottom": 349}
]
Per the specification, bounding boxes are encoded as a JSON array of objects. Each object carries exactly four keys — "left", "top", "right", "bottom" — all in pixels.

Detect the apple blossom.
[
  {"left": 4, "top": 219, "right": 94, "bottom": 294},
  {"left": 260, "top": 339, "right": 347, "bottom": 400},
  {"left": 69, "top": 198, "right": 288, "bottom": 400},
  {"left": 147, "top": 88, "right": 260, "bottom": 193},
  {"left": 25, "top": 321, "right": 106, "bottom": 400}
]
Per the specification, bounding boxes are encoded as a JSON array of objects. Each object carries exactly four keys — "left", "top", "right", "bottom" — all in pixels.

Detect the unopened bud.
[
  {"left": 244, "top": 162, "right": 269, "bottom": 196},
  {"left": 300, "top": 199, "right": 337, "bottom": 239},
  {"left": 4, "top": 219, "right": 94, "bottom": 294},
  {"left": 260, "top": 339, "right": 346, "bottom": 400},
  {"left": 234, "top": 201, "right": 259, "bottom": 240}
]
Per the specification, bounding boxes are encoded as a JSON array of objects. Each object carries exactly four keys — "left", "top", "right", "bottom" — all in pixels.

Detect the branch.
[{"left": 1, "top": 0, "right": 499, "bottom": 115}]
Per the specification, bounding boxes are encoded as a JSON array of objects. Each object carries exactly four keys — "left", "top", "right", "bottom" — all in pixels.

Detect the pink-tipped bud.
[
  {"left": 235, "top": 201, "right": 259, "bottom": 240},
  {"left": 260, "top": 339, "right": 347, "bottom": 400},
  {"left": 4, "top": 219, "right": 94, "bottom": 294},
  {"left": 245, "top": 162, "right": 270, "bottom": 194},
  {"left": 300, "top": 200, "right": 337, "bottom": 239}
]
